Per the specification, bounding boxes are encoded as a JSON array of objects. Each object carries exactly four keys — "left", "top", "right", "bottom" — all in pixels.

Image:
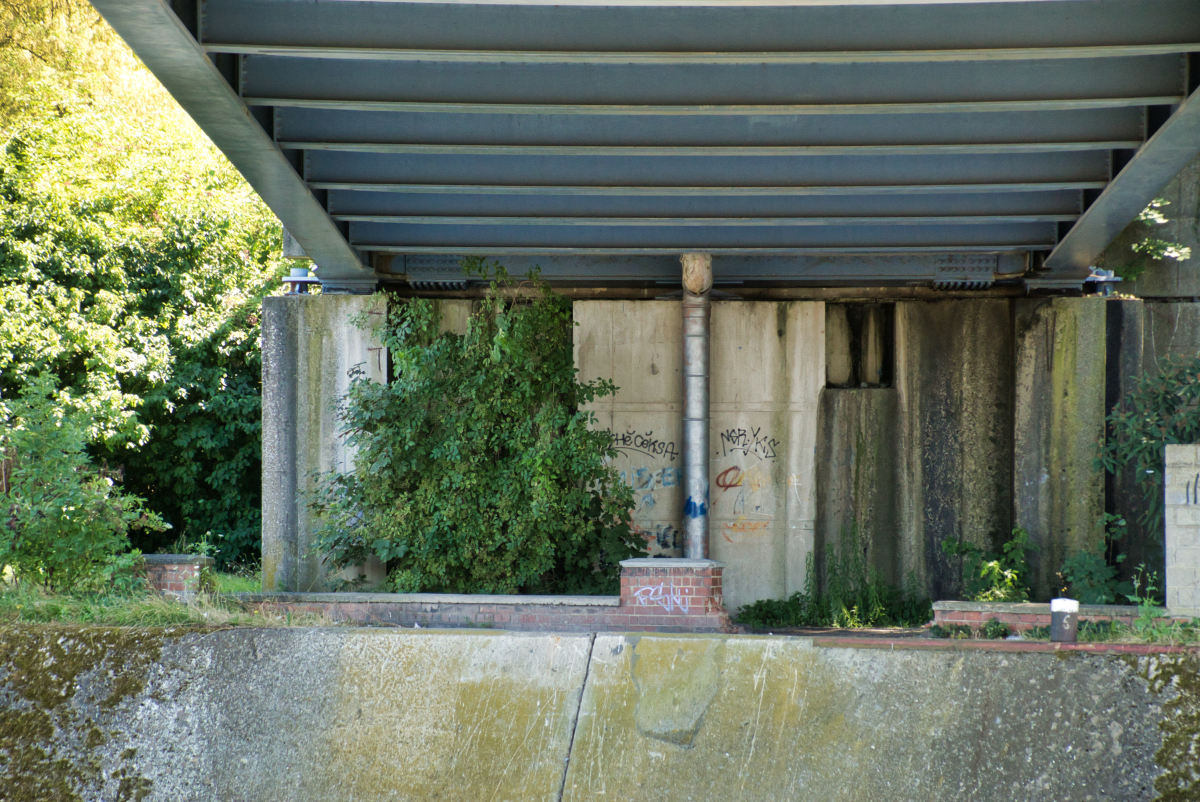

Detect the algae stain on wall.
[
  {"left": 0, "top": 626, "right": 169, "bottom": 802},
  {"left": 311, "top": 630, "right": 591, "bottom": 801}
]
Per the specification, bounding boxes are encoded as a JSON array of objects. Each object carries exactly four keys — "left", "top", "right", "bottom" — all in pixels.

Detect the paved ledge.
[
  {"left": 231, "top": 592, "right": 620, "bottom": 607},
  {"left": 933, "top": 600, "right": 1187, "bottom": 617},
  {"left": 619, "top": 558, "right": 725, "bottom": 569},
  {"left": 813, "top": 636, "right": 1200, "bottom": 655},
  {"left": 143, "top": 553, "right": 214, "bottom": 566}
]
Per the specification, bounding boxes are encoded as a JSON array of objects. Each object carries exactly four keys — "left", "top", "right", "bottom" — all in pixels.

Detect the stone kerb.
[{"left": 1165, "top": 444, "right": 1200, "bottom": 615}]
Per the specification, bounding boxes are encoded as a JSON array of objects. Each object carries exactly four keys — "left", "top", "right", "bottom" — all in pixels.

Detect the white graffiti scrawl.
[{"left": 632, "top": 581, "right": 689, "bottom": 614}]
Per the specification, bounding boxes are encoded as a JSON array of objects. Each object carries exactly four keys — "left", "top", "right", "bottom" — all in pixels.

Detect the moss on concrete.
[
  {"left": 0, "top": 625, "right": 176, "bottom": 801},
  {"left": 1123, "top": 653, "right": 1200, "bottom": 800}
]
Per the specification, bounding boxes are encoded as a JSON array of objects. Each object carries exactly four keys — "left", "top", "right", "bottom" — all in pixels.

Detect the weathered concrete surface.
[
  {"left": 895, "top": 300, "right": 1015, "bottom": 599},
  {"left": 1014, "top": 297, "right": 1108, "bottom": 599},
  {"left": 708, "top": 302, "right": 823, "bottom": 610},
  {"left": 574, "top": 301, "right": 823, "bottom": 612},
  {"left": 1144, "top": 301, "right": 1200, "bottom": 372},
  {"left": 815, "top": 388, "right": 899, "bottom": 586},
  {"left": 262, "top": 293, "right": 387, "bottom": 592},
  {"left": 575, "top": 301, "right": 686, "bottom": 559},
  {"left": 1105, "top": 298, "right": 1156, "bottom": 579},
  {"left": 0, "top": 627, "right": 591, "bottom": 802},
  {"left": 563, "top": 634, "right": 1185, "bottom": 801},
  {"left": 4, "top": 627, "right": 1198, "bottom": 801}
]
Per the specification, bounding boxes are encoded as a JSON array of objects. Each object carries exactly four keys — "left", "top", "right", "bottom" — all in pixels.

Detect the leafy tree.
[
  {"left": 1, "top": 376, "right": 166, "bottom": 590},
  {"left": 311, "top": 264, "right": 642, "bottom": 594},
  {"left": 0, "top": 0, "right": 285, "bottom": 567}
]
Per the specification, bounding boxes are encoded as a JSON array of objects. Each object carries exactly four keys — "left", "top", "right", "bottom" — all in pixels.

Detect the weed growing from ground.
[{"left": 736, "top": 526, "right": 932, "bottom": 629}]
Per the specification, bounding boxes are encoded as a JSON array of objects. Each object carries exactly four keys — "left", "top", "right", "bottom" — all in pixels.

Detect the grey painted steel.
[
  {"left": 90, "top": 0, "right": 1200, "bottom": 284},
  {"left": 198, "top": 0, "right": 1200, "bottom": 51},
  {"left": 286, "top": 141, "right": 1142, "bottom": 157},
  {"left": 347, "top": 220, "right": 1056, "bottom": 250},
  {"left": 327, "top": 189, "right": 1084, "bottom": 218},
  {"left": 208, "top": 42, "right": 1200, "bottom": 65},
  {"left": 397, "top": 253, "right": 1029, "bottom": 284},
  {"left": 335, "top": 215, "right": 1078, "bottom": 226},
  {"left": 238, "top": 53, "right": 1183, "bottom": 106},
  {"left": 276, "top": 106, "right": 1147, "bottom": 147},
  {"left": 316, "top": 182, "right": 1108, "bottom": 197},
  {"left": 87, "top": 0, "right": 369, "bottom": 282},
  {"left": 681, "top": 255, "right": 711, "bottom": 560},
  {"left": 1045, "top": 85, "right": 1200, "bottom": 278},
  {"left": 305, "top": 150, "right": 1113, "bottom": 186},
  {"left": 254, "top": 98, "right": 1177, "bottom": 117}
]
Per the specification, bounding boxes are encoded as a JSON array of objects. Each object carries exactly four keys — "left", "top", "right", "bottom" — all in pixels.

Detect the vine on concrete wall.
[{"left": 310, "top": 261, "right": 643, "bottom": 595}]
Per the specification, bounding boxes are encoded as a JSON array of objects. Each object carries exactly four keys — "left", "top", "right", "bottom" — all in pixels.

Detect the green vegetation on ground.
[
  {"left": 736, "top": 527, "right": 932, "bottom": 629},
  {"left": 942, "top": 527, "right": 1034, "bottom": 603},
  {"left": 0, "top": 583, "right": 332, "bottom": 628},
  {"left": 310, "top": 263, "right": 643, "bottom": 595}
]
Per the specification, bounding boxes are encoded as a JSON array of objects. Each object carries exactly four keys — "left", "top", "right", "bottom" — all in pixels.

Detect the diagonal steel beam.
[
  {"left": 1043, "top": 85, "right": 1200, "bottom": 281},
  {"left": 87, "top": 0, "right": 371, "bottom": 283}
]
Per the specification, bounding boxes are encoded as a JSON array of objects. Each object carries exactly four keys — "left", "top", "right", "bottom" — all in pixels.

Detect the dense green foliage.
[
  {"left": 736, "top": 528, "right": 932, "bottom": 629},
  {"left": 941, "top": 527, "right": 1033, "bottom": 603},
  {"left": 311, "top": 264, "right": 643, "bottom": 594},
  {"left": 1100, "top": 356, "right": 1200, "bottom": 539},
  {"left": 0, "top": 0, "right": 285, "bottom": 568},
  {"left": 0, "top": 377, "right": 166, "bottom": 590}
]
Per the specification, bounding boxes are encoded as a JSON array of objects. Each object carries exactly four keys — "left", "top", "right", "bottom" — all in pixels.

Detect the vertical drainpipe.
[{"left": 681, "top": 252, "right": 712, "bottom": 559}]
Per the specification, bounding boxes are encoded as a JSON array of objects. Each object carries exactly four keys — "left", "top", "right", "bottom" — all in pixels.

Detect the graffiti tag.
[
  {"left": 633, "top": 581, "right": 689, "bottom": 614},
  {"left": 718, "top": 427, "right": 780, "bottom": 460},
  {"left": 611, "top": 430, "right": 680, "bottom": 461}
]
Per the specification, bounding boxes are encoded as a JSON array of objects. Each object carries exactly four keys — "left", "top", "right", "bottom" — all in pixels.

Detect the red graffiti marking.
[{"left": 715, "top": 465, "right": 744, "bottom": 491}]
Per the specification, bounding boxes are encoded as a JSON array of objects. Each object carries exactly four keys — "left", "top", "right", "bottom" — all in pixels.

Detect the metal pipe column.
[{"left": 681, "top": 252, "right": 712, "bottom": 559}]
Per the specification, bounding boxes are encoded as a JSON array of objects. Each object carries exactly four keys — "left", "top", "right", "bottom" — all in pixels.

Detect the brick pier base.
[
  {"left": 143, "top": 554, "right": 214, "bottom": 599},
  {"left": 235, "top": 558, "right": 734, "bottom": 633}
]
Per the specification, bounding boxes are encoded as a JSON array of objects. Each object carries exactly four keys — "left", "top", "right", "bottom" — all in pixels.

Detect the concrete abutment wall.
[
  {"left": 3, "top": 627, "right": 1191, "bottom": 801},
  {"left": 579, "top": 297, "right": 1108, "bottom": 606}
]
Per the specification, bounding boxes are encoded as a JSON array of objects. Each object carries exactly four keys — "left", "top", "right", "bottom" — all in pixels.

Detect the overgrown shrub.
[
  {"left": 310, "top": 263, "right": 643, "bottom": 594},
  {"left": 942, "top": 527, "right": 1033, "bottom": 602},
  {"left": 0, "top": 377, "right": 165, "bottom": 590},
  {"left": 736, "top": 527, "right": 932, "bottom": 629},
  {"left": 1059, "top": 513, "right": 1134, "bottom": 604}
]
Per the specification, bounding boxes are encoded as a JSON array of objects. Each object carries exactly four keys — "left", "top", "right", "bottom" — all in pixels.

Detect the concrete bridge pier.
[{"left": 261, "top": 293, "right": 386, "bottom": 591}]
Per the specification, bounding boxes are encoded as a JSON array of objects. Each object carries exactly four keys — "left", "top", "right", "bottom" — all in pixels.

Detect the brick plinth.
[
  {"left": 143, "top": 554, "right": 214, "bottom": 599},
  {"left": 233, "top": 559, "right": 734, "bottom": 633},
  {"left": 932, "top": 601, "right": 1192, "bottom": 634},
  {"left": 615, "top": 558, "right": 731, "bottom": 632}
]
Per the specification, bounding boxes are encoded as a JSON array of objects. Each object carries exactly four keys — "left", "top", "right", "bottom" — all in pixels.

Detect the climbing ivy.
[{"left": 310, "top": 262, "right": 643, "bottom": 595}]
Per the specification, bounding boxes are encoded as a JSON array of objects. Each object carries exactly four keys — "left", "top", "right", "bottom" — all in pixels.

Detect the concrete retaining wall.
[{"left": 3, "top": 626, "right": 1197, "bottom": 801}]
